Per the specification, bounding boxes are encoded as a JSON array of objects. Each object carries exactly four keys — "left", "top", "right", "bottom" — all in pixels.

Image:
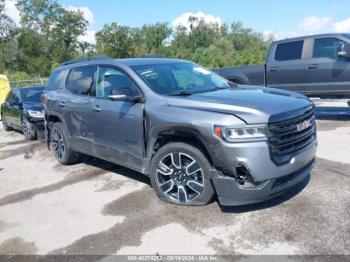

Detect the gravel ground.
[{"left": 0, "top": 119, "right": 349, "bottom": 256}]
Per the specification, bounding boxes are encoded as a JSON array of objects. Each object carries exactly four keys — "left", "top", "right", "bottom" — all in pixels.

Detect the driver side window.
[{"left": 96, "top": 67, "right": 137, "bottom": 99}]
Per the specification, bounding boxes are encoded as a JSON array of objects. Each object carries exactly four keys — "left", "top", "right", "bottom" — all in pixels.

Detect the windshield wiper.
[
  {"left": 167, "top": 91, "right": 193, "bottom": 96},
  {"left": 194, "top": 86, "right": 228, "bottom": 94}
]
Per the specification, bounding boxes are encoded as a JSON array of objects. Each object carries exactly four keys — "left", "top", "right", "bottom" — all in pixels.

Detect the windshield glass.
[
  {"left": 342, "top": 33, "right": 350, "bottom": 40},
  {"left": 132, "top": 62, "right": 231, "bottom": 95},
  {"left": 20, "top": 88, "right": 44, "bottom": 103}
]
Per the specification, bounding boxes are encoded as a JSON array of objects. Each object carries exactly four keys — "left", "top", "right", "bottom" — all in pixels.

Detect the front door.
[
  {"left": 90, "top": 66, "right": 144, "bottom": 171},
  {"left": 8, "top": 89, "right": 22, "bottom": 129}
]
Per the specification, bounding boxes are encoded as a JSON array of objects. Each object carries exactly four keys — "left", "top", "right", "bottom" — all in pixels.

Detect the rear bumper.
[{"left": 211, "top": 159, "right": 314, "bottom": 206}]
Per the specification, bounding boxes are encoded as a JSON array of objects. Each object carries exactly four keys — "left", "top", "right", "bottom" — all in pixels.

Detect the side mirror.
[
  {"left": 108, "top": 88, "right": 143, "bottom": 102},
  {"left": 108, "top": 94, "right": 128, "bottom": 101},
  {"left": 337, "top": 43, "right": 350, "bottom": 59}
]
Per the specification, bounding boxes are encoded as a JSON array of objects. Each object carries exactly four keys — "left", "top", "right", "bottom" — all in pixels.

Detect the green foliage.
[
  {"left": 1, "top": 0, "right": 88, "bottom": 77},
  {"left": 96, "top": 23, "right": 135, "bottom": 58},
  {"left": 0, "top": 1, "right": 270, "bottom": 80}
]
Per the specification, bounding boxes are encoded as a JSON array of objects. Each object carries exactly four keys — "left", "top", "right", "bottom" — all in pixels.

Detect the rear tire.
[
  {"left": 150, "top": 142, "right": 215, "bottom": 206},
  {"left": 50, "top": 122, "right": 80, "bottom": 165},
  {"left": 2, "top": 116, "right": 12, "bottom": 131},
  {"left": 22, "top": 117, "right": 37, "bottom": 140}
]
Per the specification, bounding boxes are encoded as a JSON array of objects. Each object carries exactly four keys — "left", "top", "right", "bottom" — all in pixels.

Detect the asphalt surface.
[{"left": 0, "top": 117, "right": 349, "bottom": 256}]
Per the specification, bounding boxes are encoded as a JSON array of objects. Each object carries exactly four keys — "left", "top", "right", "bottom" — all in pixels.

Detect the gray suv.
[{"left": 42, "top": 57, "right": 317, "bottom": 206}]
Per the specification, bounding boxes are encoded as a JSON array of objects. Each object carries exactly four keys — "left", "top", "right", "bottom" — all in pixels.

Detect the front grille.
[{"left": 268, "top": 106, "right": 316, "bottom": 165}]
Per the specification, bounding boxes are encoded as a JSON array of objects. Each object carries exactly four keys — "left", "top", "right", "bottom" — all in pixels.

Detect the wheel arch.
[{"left": 144, "top": 127, "right": 214, "bottom": 174}]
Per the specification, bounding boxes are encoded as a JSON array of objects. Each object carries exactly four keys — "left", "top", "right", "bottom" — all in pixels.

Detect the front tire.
[
  {"left": 50, "top": 122, "right": 80, "bottom": 165},
  {"left": 150, "top": 142, "right": 215, "bottom": 206},
  {"left": 22, "top": 117, "right": 37, "bottom": 140}
]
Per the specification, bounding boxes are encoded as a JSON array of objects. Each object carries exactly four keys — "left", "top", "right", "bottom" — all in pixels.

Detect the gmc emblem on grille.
[{"left": 297, "top": 120, "right": 311, "bottom": 131}]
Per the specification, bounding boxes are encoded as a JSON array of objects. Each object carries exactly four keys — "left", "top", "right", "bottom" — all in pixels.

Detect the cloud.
[
  {"left": 290, "top": 16, "right": 350, "bottom": 37},
  {"left": 4, "top": 0, "right": 20, "bottom": 25},
  {"left": 66, "top": 6, "right": 94, "bottom": 25},
  {"left": 298, "top": 16, "right": 333, "bottom": 34},
  {"left": 172, "top": 12, "right": 222, "bottom": 32},
  {"left": 333, "top": 18, "right": 350, "bottom": 32},
  {"left": 78, "top": 30, "right": 96, "bottom": 44}
]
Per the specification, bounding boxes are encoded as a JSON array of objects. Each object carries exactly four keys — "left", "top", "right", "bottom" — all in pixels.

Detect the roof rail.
[
  {"left": 138, "top": 55, "right": 167, "bottom": 58},
  {"left": 60, "top": 55, "right": 112, "bottom": 66}
]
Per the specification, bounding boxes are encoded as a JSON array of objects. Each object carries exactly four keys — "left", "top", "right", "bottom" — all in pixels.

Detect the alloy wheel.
[
  {"left": 22, "top": 119, "right": 32, "bottom": 138},
  {"left": 156, "top": 152, "right": 204, "bottom": 203},
  {"left": 51, "top": 127, "right": 65, "bottom": 161}
]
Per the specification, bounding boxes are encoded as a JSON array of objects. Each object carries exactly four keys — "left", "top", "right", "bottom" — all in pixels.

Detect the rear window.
[
  {"left": 66, "top": 66, "right": 96, "bottom": 95},
  {"left": 275, "top": 40, "right": 304, "bottom": 61},
  {"left": 47, "top": 70, "right": 67, "bottom": 91}
]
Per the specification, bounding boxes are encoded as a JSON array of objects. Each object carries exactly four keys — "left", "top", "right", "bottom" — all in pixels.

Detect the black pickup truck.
[{"left": 212, "top": 33, "right": 350, "bottom": 97}]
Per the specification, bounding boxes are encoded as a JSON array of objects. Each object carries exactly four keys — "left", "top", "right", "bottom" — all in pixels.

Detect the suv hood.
[
  {"left": 23, "top": 101, "right": 44, "bottom": 112},
  {"left": 166, "top": 86, "right": 313, "bottom": 124}
]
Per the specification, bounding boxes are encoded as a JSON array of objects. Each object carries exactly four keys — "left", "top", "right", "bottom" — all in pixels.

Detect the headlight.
[
  {"left": 214, "top": 125, "right": 267, "bottom": 142},
  {"left": 27, "top": 109, "right": 44, "bottom": 118}
]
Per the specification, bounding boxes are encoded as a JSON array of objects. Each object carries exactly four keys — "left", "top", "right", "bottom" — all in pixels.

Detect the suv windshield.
[
  {"left": 132, "top": 62, "right": 231, "bottom": 95},
  {"left": 19, "top": 88, "right": 44, "bottom": 103},
  {"left": 342, "top": 33, "right": 350, "bottom": 40}
]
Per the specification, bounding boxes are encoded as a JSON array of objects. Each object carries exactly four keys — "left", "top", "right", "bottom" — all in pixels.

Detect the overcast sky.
[{"left": 4, "top": 0, "right": 350, "bottom": 43}]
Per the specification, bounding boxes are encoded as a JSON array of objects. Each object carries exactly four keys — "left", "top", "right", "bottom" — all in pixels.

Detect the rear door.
[
  {"left": 89, "top": 66, "right": 145, "bottom": 171},
  {"left": 267, "top": 40, "right": 309, "bottom": 93},
  {"left": 63, "top": 65, "right": 97, "bottom": 154},
  {"left": 306, "top": 37, "right": 350, "bottom": 96}
]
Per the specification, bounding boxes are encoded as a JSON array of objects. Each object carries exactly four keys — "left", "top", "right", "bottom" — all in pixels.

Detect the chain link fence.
[{"left": 8, "top": 77, "right": 48, "bottom": 88}]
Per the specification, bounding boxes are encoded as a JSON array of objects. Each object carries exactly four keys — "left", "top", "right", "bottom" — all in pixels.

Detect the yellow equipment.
[{"left": 0, "top": 75, "right": 11, "bottom": 119}]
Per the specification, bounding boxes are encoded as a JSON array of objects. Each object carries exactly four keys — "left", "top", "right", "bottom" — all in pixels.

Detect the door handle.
[
  {"left": 93, "top": 105, "right": 102, "bottom": 112},
  {"left": 308, "top": 64, "right": 319, "bottom": 69},
  {"left": 58, "top": 101, "right": 66, "bottom": 107},
  {"left": 269, "top": 67, "right": 279, "bottom": 72}
]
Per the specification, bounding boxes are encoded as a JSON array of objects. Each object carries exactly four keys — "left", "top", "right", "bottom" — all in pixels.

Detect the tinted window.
[
  {"left": 5, "top": 91, "right": 15, "bottom": 104},
  {"left": 66, "top": 66, "right": 96, "bottom": 95},
  {"left": 19, "top": 88, "right": 44, "bottom": 103},
  {"left": 47, "top": 70, "right": 67, "bottom": 91},
  {"left": 132, "top": 62, "right": 230, "bottom": 95},
  {"left": 275, "top": 40, "right": 304, "bottom": 61},
  {"left": 95, "top": 67, "right": 137, "bottom": 98},
  {"left": 313, "top": 38, "right": 344, "bottom": 59}
]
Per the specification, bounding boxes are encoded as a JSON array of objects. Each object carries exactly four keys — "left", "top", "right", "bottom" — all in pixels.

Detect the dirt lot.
[{"left": 0, "top": 119, "right": 349, "bottom": 256}]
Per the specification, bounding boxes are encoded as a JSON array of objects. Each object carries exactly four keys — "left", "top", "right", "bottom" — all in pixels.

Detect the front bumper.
[
  {"left": 27, "top": 118, "right": 45, "bottom": 140},
  {"left": 210, "top": 136, "right": 317, "bottom": 206},
  {"left": 212, "top": 159, "right": 314, "bottom": 206}
]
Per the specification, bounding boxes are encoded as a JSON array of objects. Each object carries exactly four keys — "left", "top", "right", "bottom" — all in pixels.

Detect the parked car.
[
  {"left": 42, "top": 57, "right": 317, "bottom": 206},
  {"left": 212, "top": 33, "right": 350, "bottom": 98},
  {"left": 1, "top": 86, "right": 45, "bottom": 140}
]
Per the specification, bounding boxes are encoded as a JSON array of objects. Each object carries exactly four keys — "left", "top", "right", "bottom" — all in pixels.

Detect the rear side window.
[
  {"left": 275, "top": 40, "right": 304, "bottom": 61},
  {"left": 66, "top": 66, "right": 96, "bottom": 95},
  {"left": 47, "top": 70, "right": 67, "bottom": 91},
  {"left": 313, "top": 38, "right": 344, "bottom": 59}
]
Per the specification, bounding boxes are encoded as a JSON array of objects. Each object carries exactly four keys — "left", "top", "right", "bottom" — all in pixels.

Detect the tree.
[
  {"left": 13, "top": 0, "right": 89, "bottom": 75},
  {"left": 95, "top": 23, "right": 135, "bottom": 58},
  {"left": 0, "top": 0, "right": 16, "bottom": 39},
  {"left": 141, "top": 22, "right": 172, "bottom": 54}
]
